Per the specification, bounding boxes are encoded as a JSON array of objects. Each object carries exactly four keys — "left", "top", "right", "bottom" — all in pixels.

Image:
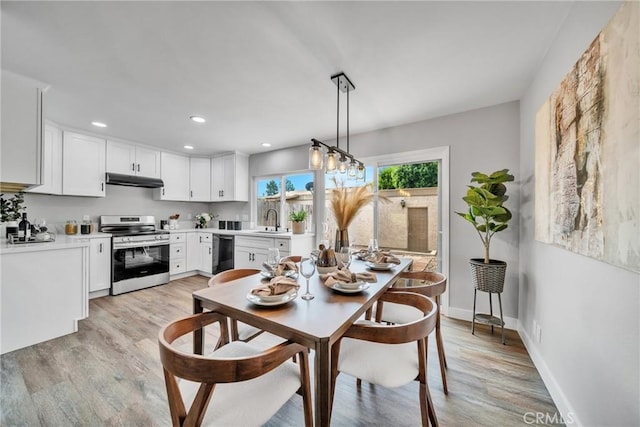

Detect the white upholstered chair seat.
[
  {"left": 236, "top": 322, "right": 262, "bottom": 341},
  {"left": 376, "top": 301, "right": 423, "bottom": 324},
  {"left": 180, "top": 341, "right": 302, "bottom": 427},
  {"left": 338, "top": 320, "right": 419, "bottom": 388}
]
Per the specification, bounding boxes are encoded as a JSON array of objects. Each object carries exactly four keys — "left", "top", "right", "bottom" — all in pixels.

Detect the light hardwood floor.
[{"left": 1, "top": 275, "right": 559, "bottom": 426}]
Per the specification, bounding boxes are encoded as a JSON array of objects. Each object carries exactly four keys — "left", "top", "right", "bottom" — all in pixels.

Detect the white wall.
[
  {"left": 250, "top": 101, "right": 521, "bottom": 318},
  {"left": 519, "top": 1, "right": 639, "bottom": 426}
]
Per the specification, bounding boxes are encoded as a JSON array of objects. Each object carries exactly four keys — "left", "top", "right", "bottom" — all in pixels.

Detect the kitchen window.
[{"left": 255, "top": 172, "right": 314, "bottom": 232}]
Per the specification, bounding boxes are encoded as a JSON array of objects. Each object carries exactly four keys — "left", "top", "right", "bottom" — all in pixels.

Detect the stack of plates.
[{"left": 365, "top": 261, "right": 394, "bottom": 271}]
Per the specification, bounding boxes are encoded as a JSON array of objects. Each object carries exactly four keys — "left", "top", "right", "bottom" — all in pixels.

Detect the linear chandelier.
[{"left": 309, "top": 72, "right": 365, "bottom": 181}]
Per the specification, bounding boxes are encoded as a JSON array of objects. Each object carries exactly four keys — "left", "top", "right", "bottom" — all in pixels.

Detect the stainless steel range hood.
[{"left": 105, "top": 173, "right": 164, "bottom": 188}]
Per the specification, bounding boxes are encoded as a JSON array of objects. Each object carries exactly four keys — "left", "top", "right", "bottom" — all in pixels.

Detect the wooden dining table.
[{"left": 192, "top": 257, "right": 412, "bottom": 427}]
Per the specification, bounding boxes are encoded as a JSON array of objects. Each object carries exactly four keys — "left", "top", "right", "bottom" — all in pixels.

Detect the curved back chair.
[
  {"left": 331, "top": 292, "right": 439, "bottom": 427},
  {"left": 208, "top": 269, "right": 262, "bottom": 342},
  {"left": 159, "top": 311, "right": 312, "bottom": 426},
  {"left": 376, "top": 271, "right": 448, "bottom": 394}
]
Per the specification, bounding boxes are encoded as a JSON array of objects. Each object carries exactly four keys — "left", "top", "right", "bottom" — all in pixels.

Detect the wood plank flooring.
[{"left": 1, "top": 275, "right": 560, "bottom": 426}]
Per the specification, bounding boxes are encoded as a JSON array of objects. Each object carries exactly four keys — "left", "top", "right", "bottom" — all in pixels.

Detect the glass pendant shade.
[
  {"left": 309, "top": 144, "right": 323, "bottom": 170},
  {"left": 356, "top": 164, "right": 365, "bottom": 180},
  {"left": 326, "top": 150, "right": 337, "bottom": 174},
  {"left": 347, "top": 160, "right": 357, "bottom": 178},
  {"left": 338, "top": 155, "right": 348, "bottom": 174}
]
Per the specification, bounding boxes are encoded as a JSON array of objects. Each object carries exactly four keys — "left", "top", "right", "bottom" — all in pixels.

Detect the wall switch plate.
[
  {"left": 187, "top": 213, "right": 192, "bottom": 220},
  {"left": 242, "top": 214, "right": 248, "bottom": 221}
]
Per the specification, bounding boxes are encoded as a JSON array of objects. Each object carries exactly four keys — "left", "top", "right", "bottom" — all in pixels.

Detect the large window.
[{"left": 256, "top": 172, "right": 314, "bottom": 232}]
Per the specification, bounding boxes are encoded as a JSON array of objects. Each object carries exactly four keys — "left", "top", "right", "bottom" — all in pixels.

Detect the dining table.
[{"left": 192, "top": 257, "right": 412, "bottom": 427}]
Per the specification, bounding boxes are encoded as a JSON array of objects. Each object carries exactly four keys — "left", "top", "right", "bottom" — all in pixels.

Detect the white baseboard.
[
  {"left": 446, "top": 306, "right": 518, "bottom": 330},
  {"left": 517, "top": 321, "right": 582, "bottom": 426}
]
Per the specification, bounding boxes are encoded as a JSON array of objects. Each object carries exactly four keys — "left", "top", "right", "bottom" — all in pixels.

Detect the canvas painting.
[{"left": 535, "top": 1, "right": 639, "bottom": 273}]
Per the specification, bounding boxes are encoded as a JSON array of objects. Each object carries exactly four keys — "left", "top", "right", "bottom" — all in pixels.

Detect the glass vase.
[{"left": 335, "top": 229, "right": 349, "bottom": 253}]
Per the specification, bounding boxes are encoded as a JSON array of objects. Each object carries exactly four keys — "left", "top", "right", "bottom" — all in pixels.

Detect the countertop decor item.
[
  {"left": 289, "top": 210, "right": 307, "bottom": 234},
  {"left": 195, "top": 213, "right": 213, "bottom": 228}
]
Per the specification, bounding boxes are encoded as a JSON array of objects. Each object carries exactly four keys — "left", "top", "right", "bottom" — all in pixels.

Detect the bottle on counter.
[
  {"left": 65, "top": 220, "right": 78, "bottom": 235},
  {"left": 18, "top": 212, "right": 31, "bottom": 241},
  {"left": 81, "top": 215, "right": 92, "bottom": 234}
]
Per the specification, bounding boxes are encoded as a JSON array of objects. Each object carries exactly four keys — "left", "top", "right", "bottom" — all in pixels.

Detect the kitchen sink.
[{"left": 250, "top": 230, "right": 290, "bottom": 235}]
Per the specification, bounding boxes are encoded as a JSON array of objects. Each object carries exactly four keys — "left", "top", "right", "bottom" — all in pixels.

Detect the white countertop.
[
  {"left": 0, "top": 232, "right": 111, "bottom": 254},
  {"left": 167, "top": 228, "right": 314, "bottom": 239}
]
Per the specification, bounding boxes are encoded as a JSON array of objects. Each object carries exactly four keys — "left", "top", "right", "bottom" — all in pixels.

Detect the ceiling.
[{"left": 1, "top": 1, "right": 574, "bottom": 157}]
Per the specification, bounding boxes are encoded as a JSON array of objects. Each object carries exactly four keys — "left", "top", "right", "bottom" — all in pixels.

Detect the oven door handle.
[{"left": 113, "top": 241, "right": 169, "bottom": 249}]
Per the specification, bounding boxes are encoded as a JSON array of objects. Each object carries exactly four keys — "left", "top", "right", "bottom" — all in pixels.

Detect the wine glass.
[
  {"left": 368, "top": 238, "right": 379, "bottom": 254},
  {"left": 267, "top": 248, "right": 280, "bottom": 272},
  {"left": 300, "top": 257, "right": 316, "bottom": 300},
  {"left": 339, "top": 246, "right": 352, "bottom": 270}
]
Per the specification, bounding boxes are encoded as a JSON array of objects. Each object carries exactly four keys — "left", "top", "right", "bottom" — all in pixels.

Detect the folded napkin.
[
  {"left": 251, "top": 276, "right": 300, "bottom": 297},
  {"left": 262, "top": 260, "right": 299, "bottom": 276},
  {"left": 320, "top": 269, "right": 377, "bottom": 287},
  {"left": 353, "top": 248, "right": 370, "bottom": 260},
  {"left": 365, "top": 252, "right": 401, "bottom": 265}
]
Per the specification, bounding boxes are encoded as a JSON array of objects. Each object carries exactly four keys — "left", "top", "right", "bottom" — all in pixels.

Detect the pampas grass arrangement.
[{"left": 330, "top": 178, "right": 383, "bottom": 230}]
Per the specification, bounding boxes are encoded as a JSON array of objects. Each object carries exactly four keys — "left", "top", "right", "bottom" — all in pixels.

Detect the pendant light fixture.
[{"left": 309, "top": 72, "right": 365, "bottom": 181}]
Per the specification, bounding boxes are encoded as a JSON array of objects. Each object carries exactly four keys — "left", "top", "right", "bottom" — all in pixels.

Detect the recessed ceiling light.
[
  {"left": 261, "top": 143, "right": 272, "bottom": 147},
  {"left": 190, "top": 116, "right": 206, "bottom": 123},
  {"left": 184, "top": 145, "right": 194, "bottom": 150},
  {"left": 91, "top": 121, "right": 107, "bottom": 128}
]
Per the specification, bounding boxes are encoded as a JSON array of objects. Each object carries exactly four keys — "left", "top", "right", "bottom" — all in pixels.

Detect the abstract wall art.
[{"left": 535, "top": 1, "right": 639, "bottom": 273}]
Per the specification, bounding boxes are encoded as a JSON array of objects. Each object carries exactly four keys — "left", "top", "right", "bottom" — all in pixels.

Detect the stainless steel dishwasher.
[{"left": 213, "top": 234, "right": 234, "bottom": 274}]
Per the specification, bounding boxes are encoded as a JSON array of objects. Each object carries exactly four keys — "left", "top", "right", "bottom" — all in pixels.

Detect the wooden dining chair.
[
  {"left": 158, "top": 311, "right": 313, "bottom": 426},
  {"left": 208, "top": 269, "right": 263, "bottom": 342},
  {"left": 375, "top": 271, "right": 448, "bottom": 394},
  {"left": 331, "top": 291, "right": 439, "bottom": 426}
]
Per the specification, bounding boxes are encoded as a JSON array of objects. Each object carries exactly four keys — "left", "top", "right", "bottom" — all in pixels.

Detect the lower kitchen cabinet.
[
  {"left": 89, "top": 237, "right": 111, "bottom": 293},
  {"left": 234, "top": 235, "right": 312, "bottom": 269},
  {"left": 186, "top": 232, "right": 200, "bottom": 272},
  {"left": 198, "top": 233, "right": 213, "bottom": 274},
  {"left": 170, "top": 232, "right": 187, "bottom": 275}
]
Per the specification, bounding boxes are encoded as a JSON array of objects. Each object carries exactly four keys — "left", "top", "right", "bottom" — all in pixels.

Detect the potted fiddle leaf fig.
[
  {"left": 456, "top": 169, "right": 514, "bottom": 293},
  {"left": 289, "top": 210, "right": 308, "bottom": 234}
]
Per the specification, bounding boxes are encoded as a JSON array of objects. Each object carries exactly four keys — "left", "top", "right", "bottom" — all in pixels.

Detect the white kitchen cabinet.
[
  {"left": 27, "top": 123, "right": 62, "bottom": 195},
  {"left": 186, "top": 232, "right": 200, "bottom": 272},
  {"left": 234, "top": 235, "right": 291, "bottom": 269},
  {"left": 89, "top": 237, "right": 111, "bottom": 293},
  {"left": 1, "top": 70, "right": 45, "bottom": 191},
  {"left": 170, "top": 232, "right": 187, "bottom": 275},
  {"left": 198, "top": 232, "right": 213, "bottom": 274},
  {"left": 106, "top": 140, "right": 161, "bottom": 179},
  {"left": 62, "top": 132, "right": 106, "bottom": 197},
  {"left": 155, "top": 152, "right": 190, "bottom": 201},
  {"left": 189, "top": 157, "right": 211, "bottom": 202},
  {"left": 211, "top": 152, "right": 249, "bottom": 202}
]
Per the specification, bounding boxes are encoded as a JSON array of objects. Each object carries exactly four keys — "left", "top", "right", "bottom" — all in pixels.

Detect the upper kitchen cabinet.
[
  {"left": 62, "top": 132, "right": 106, "bottom": 197},
  {"left": 26, "top": 123, "right": 62, "bottom": 195},
  {"left": 106, "top": 140, "right": 160, "bottom": 179},
  {"left": 155, "top": 152, "right": 190, "bottom": 201},
  {"left": 189, "top": 157, "right": 211, "bottom": 202},
  {"left": 1, "top": 71, "right": 47, "bottom": 192},
  {"left": 211, "top": 152, "right": 249, "bottom": 202}
]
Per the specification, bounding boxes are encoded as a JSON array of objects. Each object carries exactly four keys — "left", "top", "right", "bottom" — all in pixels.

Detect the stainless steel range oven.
[{"left": 100, "top": 215, "right": 170, "bottom": 295}]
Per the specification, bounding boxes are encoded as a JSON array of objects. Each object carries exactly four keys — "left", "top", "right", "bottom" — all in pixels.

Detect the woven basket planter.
[{"left": 469, "top": 258, "right": 507, "bottom": 293}]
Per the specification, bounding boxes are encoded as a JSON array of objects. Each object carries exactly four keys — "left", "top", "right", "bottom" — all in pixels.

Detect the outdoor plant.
[
  {"left": 456, "top": 169, "right": 514, "bottom": 263},
  {"left": 0, "top": 192, "right": 25, "bottom": 222},
  {"left": 289, "top": 210, "right": 308, "bottom": 222}
]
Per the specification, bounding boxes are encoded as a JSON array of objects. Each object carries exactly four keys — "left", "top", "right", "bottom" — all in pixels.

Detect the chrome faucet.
[{"left": 265, "top": 208, "right": 279, "bottom": 231}]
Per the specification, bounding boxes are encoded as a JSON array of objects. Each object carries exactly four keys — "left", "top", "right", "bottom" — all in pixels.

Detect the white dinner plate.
[
  {"left": 330, "top": 282, "right": 371, "bottom": 293},
  {"left": 365, "top": 261, "right": 394, "bottom": 271},
  {"left": 260, "top": 270, "right": 298, "bottom": 279},
  {"left": 246, "top": 291, "right": 298, "bottom": 306}
]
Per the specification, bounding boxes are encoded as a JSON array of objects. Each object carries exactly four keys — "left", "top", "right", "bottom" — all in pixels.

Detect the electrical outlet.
[
  {"left": 242, "top": 214, "right": 248, "bottom": 221},
  {"left": 187, "top": 213, "right": 192, "bottom": 220}
]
